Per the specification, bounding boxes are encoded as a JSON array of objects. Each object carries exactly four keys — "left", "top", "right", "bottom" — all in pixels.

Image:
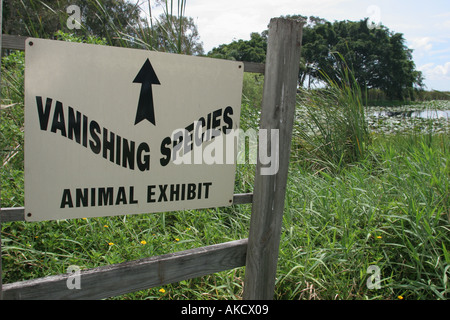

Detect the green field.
[
  {"left": 2, "top": 106, "right": 449, "bottom": 300},
  {"left": 1, "top": 51, "right": 449, "bottom": 300}
]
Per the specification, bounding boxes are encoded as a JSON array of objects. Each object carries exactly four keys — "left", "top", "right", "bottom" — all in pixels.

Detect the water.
[
  {"left": 369, "top": 109, "right": 450, "bottom": 119},
  {"left": 367, "top": 107, "right": 450, "bottom": 134}
]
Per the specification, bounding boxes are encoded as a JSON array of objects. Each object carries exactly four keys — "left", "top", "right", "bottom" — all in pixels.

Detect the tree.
[
  {"left": 2, "top": 0, "right": 64, "bottom": 36},
  {"left": 149, "top": 14, "right": 204, "bottom": 55},
  {"left": 208, "top": 16, "right": 424, "bottom": 100},
  {"left": 73, "top": 0, "right": 143, "bottom": 45},
  {"left": 301, "top": 18, "right": 424, "bottom": 99},
  {"left": 207, "top": 32, "right": 267, "bottom": 62},
  {"left": 1, "top": 0, "right": 203, "bottom": 53},
  {"left": 2, "top": 0, "right": 143, "bottom": 46}
]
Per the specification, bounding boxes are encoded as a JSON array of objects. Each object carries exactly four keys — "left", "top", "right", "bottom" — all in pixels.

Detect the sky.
[{"left": 136, "top": 0, "right": 450, "bottom": 91}]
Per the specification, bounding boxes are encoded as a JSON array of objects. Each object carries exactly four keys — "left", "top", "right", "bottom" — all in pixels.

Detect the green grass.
[
  {"left": 276, "top": 132, "right": 449, "bottom": 300},
  {"left": 294, "top": 56, "right": 370, "bottom": 173},
  {"left": 1, "top": 169, "right": 254, "bottom": 299},
  {"left": 2, "top": 107, "right": 449, "bottom": 300}
]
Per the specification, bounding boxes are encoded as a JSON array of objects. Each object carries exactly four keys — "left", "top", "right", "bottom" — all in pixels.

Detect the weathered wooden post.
[
  {"left": 0, "top": 0, "right": 4, "bottom": 300},
  {"left": 243, "top": 17, "right": 304, "bottom": 300}
]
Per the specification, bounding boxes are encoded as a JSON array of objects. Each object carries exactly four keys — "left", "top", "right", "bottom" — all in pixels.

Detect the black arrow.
[{"left": 133, "top": 58, "right": 161, "bottom": 125}]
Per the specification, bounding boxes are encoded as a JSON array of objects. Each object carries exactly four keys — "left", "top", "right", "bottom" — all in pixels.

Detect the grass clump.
[
  {"left": 294, "top": 57, "right": 370, "bottom": 172},
  {"left": 276, "top": 133, "right": 449, "bottom": 300}
]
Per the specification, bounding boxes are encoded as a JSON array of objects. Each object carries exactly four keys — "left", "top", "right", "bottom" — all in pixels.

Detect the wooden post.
[
  {"left": 243, "top": 17, "right": 303, "bottom": 300},
  {"left": 1, "top": 0, "right": 4, "bottom": 300}
]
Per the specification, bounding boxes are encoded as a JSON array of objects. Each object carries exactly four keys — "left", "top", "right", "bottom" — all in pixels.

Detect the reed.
[{"left": 295, "top": 54, "right": 370, "bottom": 172}]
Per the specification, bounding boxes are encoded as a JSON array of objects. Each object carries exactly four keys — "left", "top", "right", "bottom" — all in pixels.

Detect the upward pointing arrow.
[{"left": 133, "top": 58, "right": 161, "bottom": 125}]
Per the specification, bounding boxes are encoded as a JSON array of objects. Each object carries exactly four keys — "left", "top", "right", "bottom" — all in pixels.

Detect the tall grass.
[
  {"left": 7, "top": 0, "right": 191, "bottom": 53},
  {"left": 295, "top": 55, "right": 370, "bottom": 172},
  {"left": 116, "top": 0, "right": 194, "bottom": 54},
  {"left": 96, "top": 0, "right": 191, "bottom": 53},
  {"left": 277, "top": 133, "right": 449, "bottom": 300}
]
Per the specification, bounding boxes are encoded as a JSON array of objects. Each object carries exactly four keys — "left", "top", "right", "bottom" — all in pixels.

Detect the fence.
[{"left": 0, "top": 16, "right": 303, "bottom": 300}]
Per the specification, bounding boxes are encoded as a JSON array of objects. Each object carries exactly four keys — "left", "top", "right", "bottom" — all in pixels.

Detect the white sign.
[{"left": 24, "top": 38, "right": 243, "bottom": 221}]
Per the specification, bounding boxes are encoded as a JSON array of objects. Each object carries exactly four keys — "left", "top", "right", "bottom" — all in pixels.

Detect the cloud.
[
  {"left": 409, "top": 36, "right": 450, "bottom": 63},
  {"left": 419, "top": 62, "right": 450, "bottom": 80},
  {"left": 409, "top": 37, "right": 433, "bottom": 52},
  {"left": 185, "top": 0, "right": 354, "bottom": 51},
  {"left": 432, "top": 11, "right": 450, "bottom": 18},
  {"left": 439, "top": 19, "right": 450, "bottom": 28}
]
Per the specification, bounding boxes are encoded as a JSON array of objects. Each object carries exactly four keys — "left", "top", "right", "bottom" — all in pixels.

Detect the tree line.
[
  {"left": 208, "top": 15, "right": 425, "bottom": 101},
  {"left": 2, "top": 2, "right": 425, "bottom": 100}
]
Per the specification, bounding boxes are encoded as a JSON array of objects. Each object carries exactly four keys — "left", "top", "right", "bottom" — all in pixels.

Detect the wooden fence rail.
[
  {"left": 1, "top": 34, "right": 266, "bottom": 74},
  {"left": 2, "top": 34, "right": 27, "bottom": 51},
  {"left": 0, "top": 193, "right": 253, "bottom": 223},
  {"left": 2, "top": 239, "right": 248, "bottom": 300}
]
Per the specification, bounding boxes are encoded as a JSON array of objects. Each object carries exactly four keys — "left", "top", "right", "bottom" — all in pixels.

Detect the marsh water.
[
  {"left": 365, "top": 101, "right": 450, "bottom": 134},
  {"left": 370, "top": 109, "right": 450, "bottom": 119}
]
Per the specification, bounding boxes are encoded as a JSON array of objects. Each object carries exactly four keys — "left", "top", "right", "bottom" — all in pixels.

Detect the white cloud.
[
  {"left": 439, "top": 19, "right": 450, "bottom": 28},
  {"left": 432, "top": 11, "right": 450, "bottom": 18},
  {"left": 419, "top": 62, "right": 450, "bottom": 80},
  {"left": 419, "top": 62, "right": 450, "bottom": 90},
  {"left": 185, "top": 0, "right": 355, "bottom": 51},
  {"left": 409, "top": 37, "right": 433, "bottom": 52}
]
